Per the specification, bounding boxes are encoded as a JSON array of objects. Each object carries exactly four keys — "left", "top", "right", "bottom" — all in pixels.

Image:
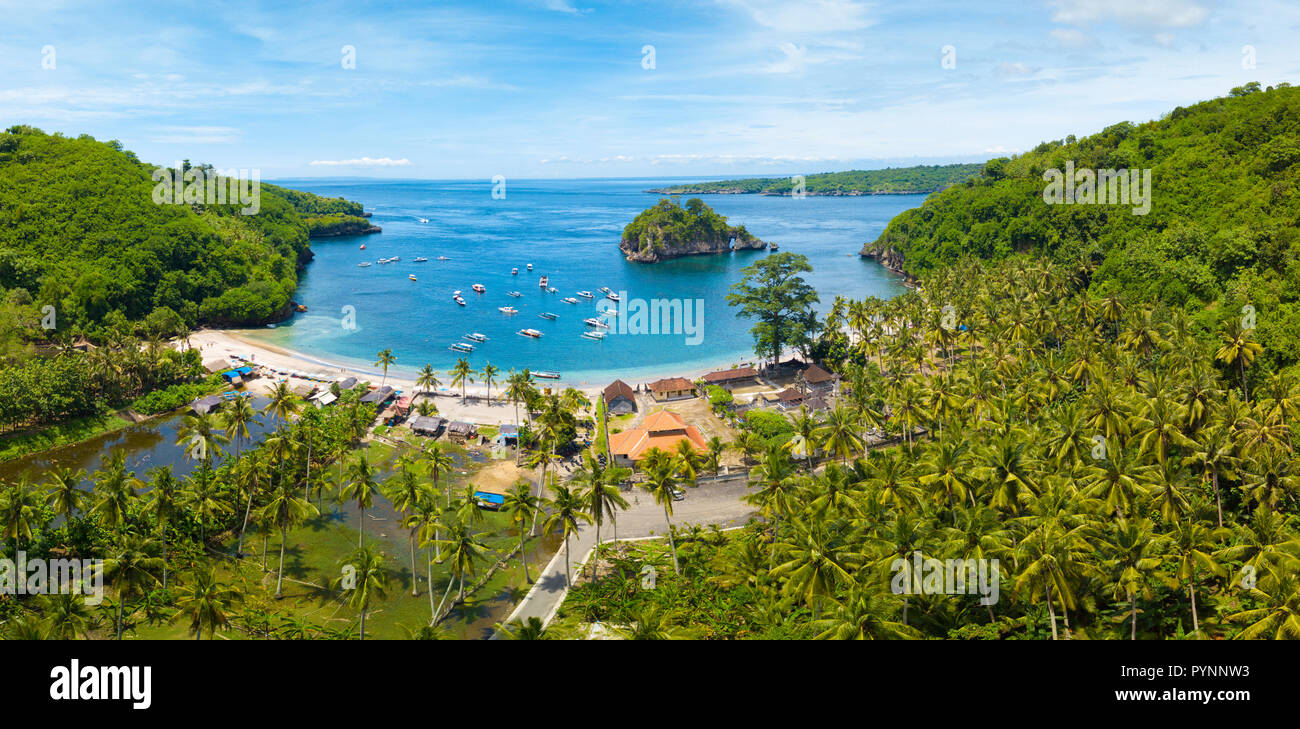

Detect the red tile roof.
[
  {"left": 608, "top": 410, "right": 708, "bottom": 461},
  {"left": 648, "top": 377, "right": 695, "bottom": 393},
  {"left": 801, "top": 363, "right": 835, "bottom": 383},
  {"left": 701, "top": 367, "right": 760, "bottom": 383},
  {"left": 603, "top": 379, "right": 636, "bottom": 403}
]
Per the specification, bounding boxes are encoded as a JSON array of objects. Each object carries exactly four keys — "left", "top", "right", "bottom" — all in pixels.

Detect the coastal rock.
[{"left": 860, "top": 245, "right": 916, "bottom": 285}]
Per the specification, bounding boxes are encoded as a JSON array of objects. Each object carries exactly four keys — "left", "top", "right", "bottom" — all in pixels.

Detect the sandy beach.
[{"left": 182, "top": 328, "right": 793, "bottom": 426}]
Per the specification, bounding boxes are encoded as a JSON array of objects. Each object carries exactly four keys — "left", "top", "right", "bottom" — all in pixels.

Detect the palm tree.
[
  {"left": 183, "top": 463, "right": 225, "bottom": 544},
  {"left": 1214, "top": 317, "right": 1262, "bottom": 399},
  {"left": 260, "top": 480, "right": 318, "bottom": 598},
  {"left": 173, "top": 563, "right": 243, "bottom": 639},
  {"left": 705, "top": 435, "right": 726, "bottom": 476},
  {"left": 1180, "top": 425, "right": 1238, "bottom": 527},
  {"left": 640, "top": 452, "right": 683, "bottom": 574},
  {"left": 375, "top": 348, "right": 396, "bottom": 387},
  {"left": 142, "top": 466, "right": 181, "bottom": 589},
  {"left": 480, "top": 361, "right": 499, "bottom": 404},
  {"left": 2, "top": 476, "right": 42, "bottom": 555},
  {"left": 101, "top": 534, "right": 163, "bottom": 639},
  {"left": 335, "top": 546, "right": 389, "bottom": 640},
  {"left": 501, "top": 480, "right": 542, "bottom": 583},
  {"left": 1101, "top": 518, "right": 1170, "bottom": 640},
  {"left": 416, "top": 364, "right": 442, "bottom": 396},
  {"left": 810, "top": 589, "right": 917, "bottom": 639},
  {"left": 573, "top": 450, "right": 629, "bottom": 580},
  {"left": 385, "top": 463, "right": 432, "bottom": 596},
  {"left": 342, "top": 452, "right": 381, "bottom": 547},
  {"left": 816, "top": 403, "right": 864, "bottom": 464},
  {"left": 615, "top": 605, "right": 690, "bottom": 640},
  {"left": 744, "top": 445, "right": 801, "bottom": 567},
  {"left": 262, "top": 380, "right": 300, "bottom": 428},
  {"left": 450, "top": 357, "right": 474, "bottom": 400},
  {"left": 542, "top": 483, "right": 592, "bottom": 587},
  {"left": 43, "top": 466, "right": 87, "bottom": 522},
  {"left": 494, "top": 616, "right": 548, "bottom": 639},
  {"left": 772, "top": 519, "right": 859, "bottom": 619},
  {"left": 1168, "top": 520, "right": 1225, "bottom": 637},
  {"left": 38, "top": 593, "right": 93, "bottom": 640},
  {"left": 430, "top": 519, "right": 490, "bottom": 611},
  {"left": 90, "top": 452, "right": 139, "bottom": 537}
]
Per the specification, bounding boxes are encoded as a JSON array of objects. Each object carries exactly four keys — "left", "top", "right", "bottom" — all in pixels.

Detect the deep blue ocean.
[{"left": 247, "top": 178, "right": 917, "bottom": 386}]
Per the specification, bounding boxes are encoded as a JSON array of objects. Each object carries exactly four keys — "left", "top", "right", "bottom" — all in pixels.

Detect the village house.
[
  {"left": 603, "top": 379, "right": 637, "bottom": 414},
  {"left": 607, "top": 410, "right": 708, "bottom": 467},
  {"left": 700, "top": 366, "right": 761, "bottom": 391},
  {"left": 647, "top": 376, "right": 696, "bottom": 401}
]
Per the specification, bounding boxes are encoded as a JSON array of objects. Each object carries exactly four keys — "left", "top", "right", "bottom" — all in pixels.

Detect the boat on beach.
[{"left": 517, "top": 328, "right": 542, "bottom": 338}]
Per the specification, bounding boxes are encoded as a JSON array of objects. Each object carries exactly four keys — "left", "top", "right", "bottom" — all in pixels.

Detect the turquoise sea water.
[{"left": 247, "top": 178, "right": 917, "bottom": 386}]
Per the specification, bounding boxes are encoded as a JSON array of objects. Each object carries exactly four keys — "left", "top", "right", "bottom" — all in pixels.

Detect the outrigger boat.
[
  {"left": 517, "top": 328, "right": 542, "bottom": 338},
  {"left": 606, "top": 292, "right": 620, "bottom": 302},
  {"left": 464, "top": 333, "right": 488, "bottom": 342},
  {"left": 436, "top": 256, "right": 451, "bottom": 261},
  {"left": 597, "top": 286, "right": 610, "bottom": 294},
  {"left": 357, "top": 262, "right": 372, "bottom": 267},
  {"left": 538, "top": 312, "right": 558, "bottom": 320},
  {"left": 507, "top": 291, "right": 523, "bottom": 297},
  {"left": 511, "top": 268, "right": 519, "bottom": 275},
  {"left": 533, "top": 370, "right": 560, "bottom": 379},
  {"left": 526, "top": 263, "right": 534, "bottom": 271},
  {"left": 498, "top": 306, "right": 518, "bottom": 314},
  {"left": 577, "top": 291, "right": 594, "bottom": 299},
  {"left": 539, "top": 275, "right": 548, "bottom": 288},
  {"left": 581, "top": 331, "right": 606, "bottom": 340},
  {"left": 561, "top": 297, "right": 579, "bottom": 304},
  {"left": 454, "top": 297, "right": 466, "bottom": 306},
  {"left": 583, "top": 318, "right": 609, "bottom": 328},
  {"left": 449, "top": 342, "right": 474, "bottom": 352},
  {"left": 414, "top": 256, "right": 428, "bottom": 262},
  {"left": 547, "top": 287, "right": 558, "bottom": 293}
]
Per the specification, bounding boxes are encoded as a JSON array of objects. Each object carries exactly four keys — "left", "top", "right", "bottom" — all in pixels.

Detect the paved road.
[{"left": 497, "top": 472, "right": 757, "bottom": 632}]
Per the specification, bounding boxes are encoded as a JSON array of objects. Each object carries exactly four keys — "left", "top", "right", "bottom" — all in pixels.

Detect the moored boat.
[
  {"left": 583, "top": 318, "right": 609, "bottom": 328},
  {"left": 517, "top": 328, "right": 542, "bottom": 338},
  {"left": 449, "top": 342, "right": 474, "bottom": 352},
  {"left": 533, "top": 370, "right": 560, "bottom": 379},
  {"left": 472, "top": 284, "right": 486, "bottom": 293},
  {"left": 464, "top": 333, "right": 488, "bottom": 342},
  {"left": 498, "top": 306, "right": 518, "bottom": 314},
  {"left": 539, "top": 312, "right": 558, "bottom": 320},
  {"left": 577, "top": 290, "right": 594, "bottom": 299},
  {"left": 512, "top": 267, "right": 519, "bottom": 275},
  {"left": 507, "top": 291, "right": 523, "bottom": 297},
  {"left": 561, "top": 297, "right": 579, "bottom": 304},
  {"left": 409, "top": 274, "right": 417, "bottom": 281},
  {"left": 581, "top": 331, "right": 606, "bottom": 340},
  {"left": 358, "top": 262, "right": 371, "bottom": 267},
  {"left": 606, "top": 292, "right": 619, "bottom": 302},
  {"left": 539, "top": 275, "right": 548, "bottom": 288}
]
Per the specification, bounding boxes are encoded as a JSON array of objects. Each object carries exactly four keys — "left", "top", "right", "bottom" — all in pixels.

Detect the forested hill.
[
  {"left": 647, "top": 163, "right": 982, "bottom": 195},
  {"left": 865, "top": 82, "right": 1300, "bottom": 369},
  {"left": 0, "top": 126, "right": 371, "bottom": 339}
]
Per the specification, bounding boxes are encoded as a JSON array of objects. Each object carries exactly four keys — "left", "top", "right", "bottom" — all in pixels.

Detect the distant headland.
[{"left": 645, "top": 163, "right": 982, "bottom": 196}]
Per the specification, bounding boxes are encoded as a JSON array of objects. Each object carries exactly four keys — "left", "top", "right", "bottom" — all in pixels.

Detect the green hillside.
[
  {"left": 648, "top": 163, "right": 982, "bottom": 195},
  {"left": 0, "top": 125, "right": 368, "bottom": 342},
  {"left": 865, "top": 82, "right": 1300, "bottom": 369}
]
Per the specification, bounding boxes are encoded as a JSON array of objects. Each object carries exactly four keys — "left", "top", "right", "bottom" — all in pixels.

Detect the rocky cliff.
[{"left": 619, "top": 198, "right": 770, "bottom": 263}]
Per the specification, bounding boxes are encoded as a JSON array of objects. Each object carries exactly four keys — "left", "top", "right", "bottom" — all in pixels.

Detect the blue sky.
[{"left": 2, "top": 0, "right": 1298, "bottom": 179}]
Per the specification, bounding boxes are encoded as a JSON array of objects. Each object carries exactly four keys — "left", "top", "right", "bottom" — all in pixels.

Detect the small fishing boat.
[
  {"left": 358, "top": 262, "right": 371, "bottom": 267},
  {"left": 547, "top": 287, "right": 558, "bottom": 293},
  {"left": 360, "top": 244, "right": 366, "bottom": 250},
  {"left": 606, "top": 292, "right": 620, "bottom": 302},
  {"left": 498, "top": 306, "right": 518, "bottom": 314},
  {"left": 414, "top": 256, "right": 428, "bottom": 262},
  {"left": 527, "top": 263, "right": 534, "bottom": 271},
  {"left": 449, "top": 342, "right": 474, "bottom": 352},
  {"left": 581, "top": 331, "right": 606, "bottom": 340},
  {"left": 511, "top": 268, "right": 519, "bottom": 275},
  {"left": 577, "top": 291, "right": 594, "bottom": 299},
  {"left": 409, "top": 274, "right": 418, "bottom": 281},
  {"left": 597, "top": 286, "right": 610, "bottom": 294},
  {"left": 390, "top": 256, "right": 400, "bottom": 262},
  {"left": 376, "top": 258, "right": 389, "bottom": 264},
  {"left": 464, "top": 333, "right": 488, "bottom": 342},
  {"left": 453, "top": 290, "right": 462, "bottom": 296},
  {"left": 507, "top": 291, "right": 523, "bottom": 297},
  {"left": 436, "top": 256, "right": 451, "bottom": 261},
  {"left": 454, "top": 298, "right": 466, "bottom": 307},
  {"left": 533, "top": 370, "right": 560, "bottom": 379},
  {"left": 561, "top": 297, "right": 579, "bottom": 304},
  {"left": 472, "top": 284, "right": 486, "bottom": 293},
  {"left": 517, "top": 328, "right": 543, "bottom": 338},
  {"left": 539, "top": 275, "right": 548, "bottom": 288},
  {"left": 418, "top": 218, "right": 429, "bottom": 223},
  {"left": 583, "top": 318, "right": 609, "bottom": 328},
  {"left": 538, "top": 312, "right": 558, "bottom": 320}
]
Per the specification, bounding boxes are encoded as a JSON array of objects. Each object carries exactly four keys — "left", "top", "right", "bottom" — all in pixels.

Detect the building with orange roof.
[
  {"left": 647, "top": 376, "right": 697, "bottom": 401},
  {"left": 607, "top": 409, "right": 708, "bottom": 466}
]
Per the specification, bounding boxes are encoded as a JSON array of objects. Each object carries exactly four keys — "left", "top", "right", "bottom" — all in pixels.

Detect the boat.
[
  {"left": 436, "top": 256, "right": 450, "bottom": 261},
  {"left": 533, "top": 370, "right": 560, "bottom": 379},
  {"left": 538, "top": 312, "right": 558, "bottom": 320},
  {"left": 517, "top": 328, "right": 542, "bottom": 338},
  {"left": 581, "top": 331, "right": 606, "bottom": 340},
  {"left": 547, "top": 287, "right": 558, "bottom": 293},
  {"left": 498, "top": 306, "right": 518, "bottom": 314},
  {"left": 449, "top": 342, "right": 474, "bottom": 352},
  {"left": 409, "top": 274, "right": 418, "bottom": 281},
  {"left": 390, "top": 256, "right": 400, "bottom": 262},
  {"left": 577, "top": 291, "right": 594, "bottom": 299},
  {"left": 527, "top": 263, "right": 533, "bottom": 271},
  {"left": 507, "top": 291, "right": 523, "bottom": 297},
  {"left": 539, "top": 275, "right": 548, "bottom": 288},
  {"left": 464, "top": 333, "right": 488, "bottom": 342},
  {"left": 599, "top": 308, "right": 618, "bottom": 317},
  {"left": 453, "top": 290, "right": 462, "bottom": 296},
  {"left": 418, "top": 218, "right": 429, "bottom": 223},
  {"left": 472, "top": 284, "right": 486, "bottom": 293},
  {"left": 597, "top": 286, "right": 610, "bottom": 294},
  {"left": 357, "top": 262, "right": 371, "bottom": 267},
  {"left": 376, "top": 258, "right": 389, "bottom": 264},
  {"left": 360, "top": 244, "right": 366, "bottom": 250},
  {"left": 561, "top": 297, "right": 579, "bottom": 304},
  {"left": 414, "top": 256, "right": 428, "bottom": 262},
  {"left": 454, "top": 297, "right": 466, "bottom": 307},
  {"left": 511, "top": 268, "right": 519, "bottom": 275},
  {"left": 606, "top": 292, "right": 620, "bottom": 302},
  {"left": 583, "top": 318, "right": 609, "bottom": 328}
]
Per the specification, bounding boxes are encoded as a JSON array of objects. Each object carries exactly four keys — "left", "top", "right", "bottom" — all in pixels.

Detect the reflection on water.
[{"left": 0, "top": 396, "right": 276, "bottom": 488}]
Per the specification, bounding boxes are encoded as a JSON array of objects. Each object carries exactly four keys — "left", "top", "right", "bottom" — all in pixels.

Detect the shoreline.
[{"left": 185, "top": 328, "right": 800, "bottom": 426}]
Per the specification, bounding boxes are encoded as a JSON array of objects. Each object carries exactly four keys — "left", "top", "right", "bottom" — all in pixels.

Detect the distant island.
[
  {"left": 646, "top": 163, "right": 983, "bottom": 196},
  {"left": 620, "top": 197, "right": 768, "bottom": 262}
]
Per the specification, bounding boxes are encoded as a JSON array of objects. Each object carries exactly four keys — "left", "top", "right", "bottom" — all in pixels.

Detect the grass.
[{"left": 0, "top": 410, "right": 132, "bottom": 463}]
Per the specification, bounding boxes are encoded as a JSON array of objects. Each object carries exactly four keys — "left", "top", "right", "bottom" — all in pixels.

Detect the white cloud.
[
  {"left": 1047, "top": 0, "right": 1209, "bottom": 29},
  {"left": 309, "top": 157, "right": 413, "bottom": 167},
  {"left": 541, "top": 0, "right": 583, "bottom": 14},
  {"left": 720, "top": 0, "right": 875, "bottom": 33}
]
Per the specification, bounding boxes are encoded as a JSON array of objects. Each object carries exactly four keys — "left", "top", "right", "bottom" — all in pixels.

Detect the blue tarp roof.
[{"left": 474, "top": 491, "right": 505, "bottom": 505}]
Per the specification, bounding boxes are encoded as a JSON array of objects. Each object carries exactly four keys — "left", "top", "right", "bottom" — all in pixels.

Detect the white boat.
[
  {"left": 597, "top": 286, "right": 610, "bottom": 294},
  {"left": 360, "top": 244, "right": 366, "bottom": 250},
  {"left": 527, "top": 263, "right": 533, "bottom": 271},
  {"left": 472, "top": 284, "right": 486, "bottom": 293},
  {"left": 454, "top": 298, "right": 466, "bottom": 307},
  {"left": 498, "top": 306, "right": 518, "bottom": 314},
  {"left": 464, "top": 333, "right": 488, "bottom": 342},
  {"left": 606, "top": 292, "right": 620, "bottom": 302},
  {"left": 358, "top": 262, "right": 371, "bottom": 267},
  {"left": 436, "top": 256, "right": 450, "bottom": 261},
  {"left": 538, "top": 312, "right": 558, "bottom": 320},
  {"left": 450, "top": 342, "right": 474, "bottom": 352},
  {"left": 539, "top": 275, "right": 548, "bottom": 288},
  {"left": 547, "top": 287, "right": 558, "bottom": 293},
  {"left": 507, "top": 291, "right": 523, "bottom": 297},
  {"left": 577, "top": 291, "right": 594, "bottom": 299},
  {"left": 409, "top": 274, "right": 418, "bottom": 281},
  {"left": 418, "top": 218, "right": 429, "bottom": 223},
  {"left": 512, "top": 268, "right": 519, "bottom": 275},
  {"left": 533, "top": 370, "right": 560, "bottom": 379},
  {"left": 561, "top": 297, "right": 579, "bottom": 304},
  {"left": 376, "top": 258, "right": 389, "bottom": 264},
  {"left": 581, "top": 331, "right": 606, "bottom": 340},
  {"left": 390, "top": 256, "right": 400, "bottom": 261},
  {"left": 414, "top": 256, "right": 428, "bottom": 262},
  {"left": 517, "top": 328, "right": 542, "bottom": 338},
  {"left": 583, "top": 318, "right": 609, "bottom": 328}
]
